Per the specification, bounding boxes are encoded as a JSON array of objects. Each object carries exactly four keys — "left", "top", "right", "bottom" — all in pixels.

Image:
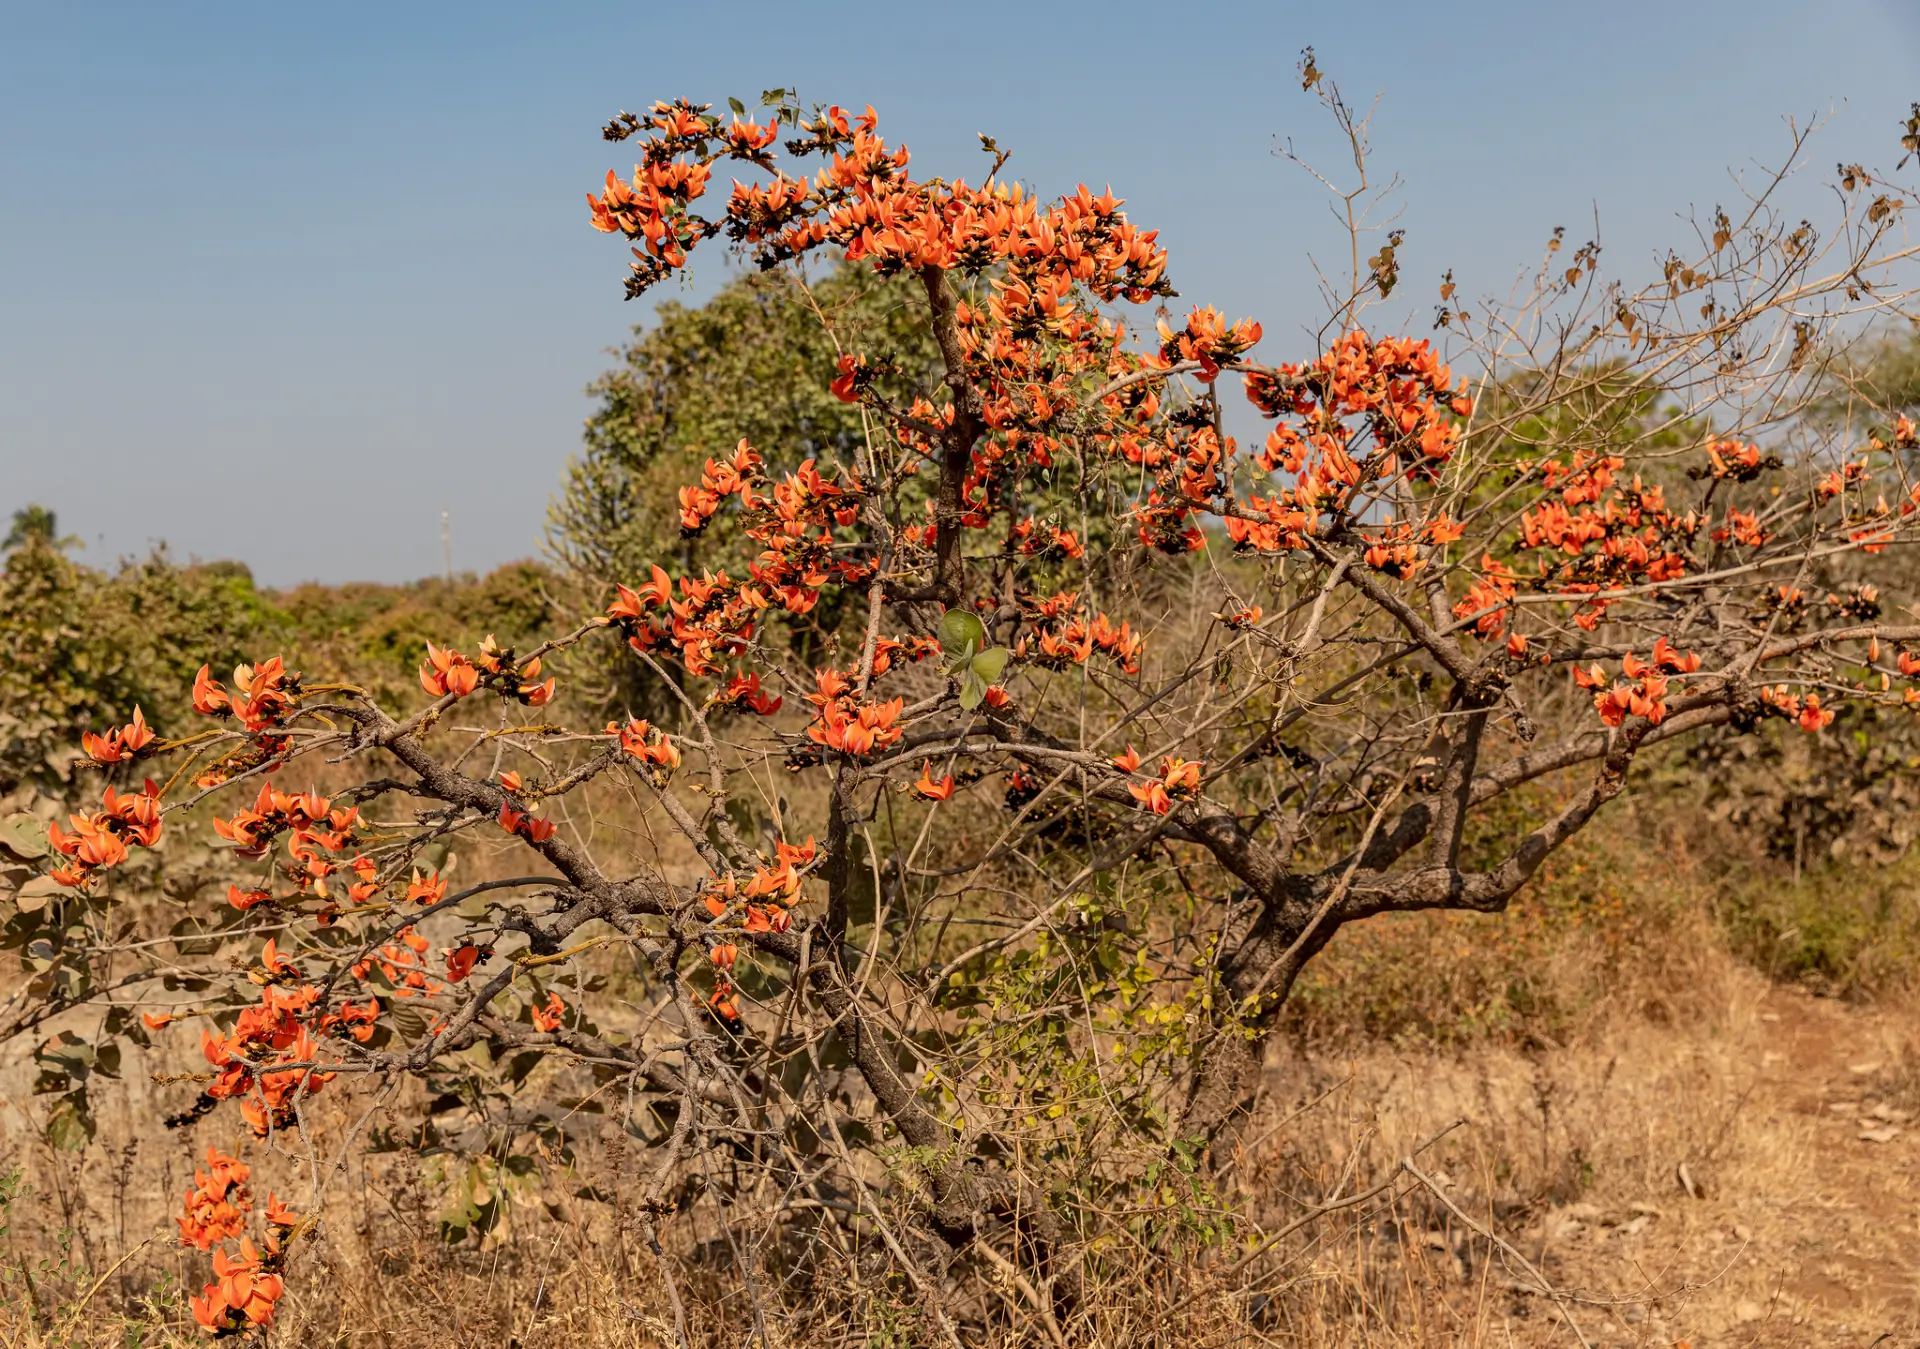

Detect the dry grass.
[{"left": 7, "top": 808, "right": 1919, "bottom": 1348}]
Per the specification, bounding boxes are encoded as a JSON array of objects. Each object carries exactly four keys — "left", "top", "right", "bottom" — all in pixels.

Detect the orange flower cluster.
[
  {"left": 586, "top": 99, "right": 781, "bottom": 292},
  {"left": 1157, "top": 305, "right": 1262, "bottom": 381},
  {"left": 1115, "top": 749, "right": 1203, "bottom": 815},
  {"left": 47, "top": 779, "right": 163, "bottom": 888},
  {"left": 1704, "top": 439, "right": 1766, "bottom": 481},
  {"left": 1010, "top": 591, "right": 1144, "bottom": 674},
  {"left": 192, "top": 659, "right": 298, "bottom": 731},
  {"left": 178, "top": 1147, "right": 252, "bottom": 1251},
  {"left": 1452, "top": 555, "right": 1518, "bottom": 636},
  {"left": 1358, "top": 516, "right": 1463, "bottom": 582},
  {"left": 607, "top": 454, "right": 867, "bottom": 677},
  {"left": 1248, "top": 328, "right": 1466, "bottom": 462},
  {"left": 720, "top": 109, "right": 1170, "bottom": 306},
  {"left": 189, "top": 1237, "right": 286, "bottom": 1335},
  {"left": 1219, "top": 331, "right": 1473, "bottom": 562},
  {"left": 701, "top": 837, "right": 817, "bottom": 937},
  {"left": 1512, "top": 452, "right": 1694, "bottom": 629},
  {"left": 1009, "top": 517, "right": 1086, "bottom": 561},
  {"left": 212, "top": 784, "right": 357, "bottom": 863},
  {"left": 1571, "top": 642, "right": 1703, "bottom": 728},
  {"left": 418, "top": 641, "right": 478, "bottom": 698},
  {"left": 188, "top": 1192, "right": 301, "bottom": 1338},
  {"left": 531, "top": 991, "right": 565, "bottom": 1032},
  {"left": 419, "top": 637, "right": 555, "bottom": 706},
  {"left": 350, "top": 925, "right": 440, "bottom": 998},
  {"left": 81, "top": 706, "right": 156, "bottom": 764},
  {"left": 674, "top": 439, "right": 766, "bottom": 534},
  {"left": 804, "top": 669, "right": 904, "bottom": 757},
  {"left": 498, "top": 802, "right": 557, "bottom": 844},
  {"left": 713, "top": 670, "right": 783, "bottom": 716},
  {"left": 196, "top": 942, "right": 340, "bottom": 1138},
  {"left": 612, "top": 717, "right": 682, "bottom": 769},
  {"left": 1760, "top": 685, "right": 1837, "bottom": 732}
]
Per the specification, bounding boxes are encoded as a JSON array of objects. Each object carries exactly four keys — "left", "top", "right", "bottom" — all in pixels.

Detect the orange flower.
[
  {"left": 718, "top": 671, "right": 782, "bottom": 716},
  {"left": 913, "top": 764, "right": 956, "bottom": 800},
  {"left": 192, "top": 665, "right": 232, "bottom": 716},
  {"left": 263, "top": 1192, "right": 301, "bottom": 1230},
  {"left": 498, "top": 803, "right": 557, "bottom": 844},
  {"left": 1129, "top": 780, "right": 1172, "bottom": 814},
  {"left": 406, "top": 870, "right": 447, "bottom": 905},
  {"left": 418, "top": 641, "right": 480, "bottom": 699},
  {"left": 257, "top": 938, "right": 298, "bottom": 980},
  {"left": 1112, "top": 745, "right": 1143, "bottom": 773},
  {"left": 1650, "top": 637, "right": 1702, "bottom": 673},
  {"left": 1797, "top": 692, "right": 1835, "bottom": 733},
  {"left": 82, "top": 707, "right": 155, "bottom": 764},
  {"left": 609, "top": 565, "right": 675, "bottom": 620},
  {"left": 177, "top": 1147, "right": 252, "bottom": 1251},
  {"left": 531, "top": 992, "right": 565, "bottom": 1032},
  {"left": 208, "top": 1238, "right": 284, "bottom": 1328},
  {"left": 445, "top": 945, "right": 480, "bottom": 982},
  {"left": 709, "top": 943, "right": 738, "bottom": 969},
  {"left": 613, "top": 717, "right": 681, "bottom": 769},
  {"left": 830, "top": 353, "right": 861, "bottom": 403},
  {"left": 499, "top": 770, "right": 523, "bottom": 793}
]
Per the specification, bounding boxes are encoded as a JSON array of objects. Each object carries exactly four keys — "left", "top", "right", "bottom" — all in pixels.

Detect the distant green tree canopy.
[
  {"left": 0, "top": 537, "right": 270, "bottom": 799},
  {"left": 1810, "top": 325, "right": 1920, "bottom": 429},
  {"left": 549, "top": 263, "right": 942, "bottom": 588},
  {"left": 0, "top": 522, "right": 565, "bottom": 802},
  {"left": 5, "top": 504, "right": 67, "bottom": 553}
]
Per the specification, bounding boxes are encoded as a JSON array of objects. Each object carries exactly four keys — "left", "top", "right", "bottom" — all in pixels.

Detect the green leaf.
[
  {"left": 45, "top": 1092, "right": 94, "bottom": 1150},
  {"left": 958, "top": 669, "right": 987, "bottom": 711},
  {"left": 504, "top": 1051, "right": 542, "bottom": 1088},
  {"left": 169, "top": 914, "right": 224, "bottom": 956},
  {"left": 456, "top": 888, "right": 494, "bottom": 921},
  {"left": 939, "top": 608, "right": 987, "bottom": 659},
  {"left": 0, "top": 814, "right": 49, "bottom": 861},
  {"left": 14, "top": 876, "right": 61, "bottom": 914},
  {"left": 971, "top": 646, "right": 1010, "bottom": 684},
  {"left": 727, "top": 96, "right": 746, "bottom": 117}
]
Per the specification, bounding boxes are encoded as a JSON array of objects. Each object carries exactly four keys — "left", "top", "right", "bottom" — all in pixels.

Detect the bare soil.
[{"left": 1254, "top": 976, "right": 1920, "bottom": 1346}]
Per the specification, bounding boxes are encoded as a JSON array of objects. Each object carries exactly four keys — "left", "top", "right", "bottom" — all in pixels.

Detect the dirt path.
[
  {"left": 1741, "top": 986, "right": 1919, "bottom": 1328},
  {"left": 1558, "top": 985, "right": 1920, "bottom": 1346}
]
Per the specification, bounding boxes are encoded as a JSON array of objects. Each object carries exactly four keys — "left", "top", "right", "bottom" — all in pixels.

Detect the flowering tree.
[{"left": 11, "top": 74, "right": 1920, "bottom": 1341}]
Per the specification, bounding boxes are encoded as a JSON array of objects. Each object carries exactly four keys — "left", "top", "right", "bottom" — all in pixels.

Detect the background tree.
[
  {"left": 552, "top": 263, "right": 941, "bottom": 590},
  {"left": 4, "top": 504, "right": 65, "bottom": 553}
]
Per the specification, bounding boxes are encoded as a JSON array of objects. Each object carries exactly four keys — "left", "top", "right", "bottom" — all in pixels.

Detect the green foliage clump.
[
  {"left": 271, "top": 559, "right": 565, "bottom": 705},
  {"left": 0, "top": 531, "right": 273, "bottom": 799},
  {"left": 550, "top": 264, "right": 940, "bottom": 590}
]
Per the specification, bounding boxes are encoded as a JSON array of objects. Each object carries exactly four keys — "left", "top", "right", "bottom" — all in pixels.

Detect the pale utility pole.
[{"left": 441, "top": 510, "right": 453, "bottom": 582}]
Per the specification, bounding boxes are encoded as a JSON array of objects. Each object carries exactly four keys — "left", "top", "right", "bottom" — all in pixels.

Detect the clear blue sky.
[{"left": 4, "top": 0, "right": 1917, "bottom": 585}]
